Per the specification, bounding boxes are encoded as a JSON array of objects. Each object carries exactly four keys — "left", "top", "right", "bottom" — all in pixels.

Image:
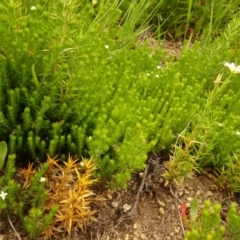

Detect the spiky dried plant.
[
  {"left": 19, "top": 162, "right": 37, "bottom": 189},
  {"left": 42, "top": 155, "right": 104, "bottom": 239},
  {"left": 20, "top": 155, "right": 104, "bottom": 239}
]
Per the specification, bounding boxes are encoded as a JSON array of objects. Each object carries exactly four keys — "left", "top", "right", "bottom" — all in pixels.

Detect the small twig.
[
  {"left": 176, "top": 193, "right": 185, "bottom": 237},
  {"left": 128, "top": 164, "right": 149, "bottom": 216},
  {"left": 161, "top": 205, "right": 172, "bottom": 240},
  {"left": 170, "top": 186, "right": 185, "bottom": 237},
  {"left": 173, "top": 120, "right": 192, "bottom": 158},
  {"left": 149, "top": 204, "right": 171, "bottom": 240},
  {"left": 7, "top": 213, "right": 22, "bottom": 240},
  {"left": 113, "top": 217, "right": 133, "bottom": 228},
  {"left": 115, "top": 164, "right": 149, "bottom": 225},
  {"left": 150, "top": 185, "right": 184, "bottom": 239}
]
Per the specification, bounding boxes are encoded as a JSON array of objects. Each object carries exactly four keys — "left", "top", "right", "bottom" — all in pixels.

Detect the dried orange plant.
[{"left": 20, "top": 155, "right": 104, "bottom": 239}]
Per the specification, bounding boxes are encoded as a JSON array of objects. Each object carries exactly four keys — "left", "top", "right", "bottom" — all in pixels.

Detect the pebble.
[
  {"left": 157, "top": 200, "right": 165, "bottom": 207},
  {"left": 158, "top": 177, "right": 164, "bottom": 183},
  {"left": 185, "top": 189, "right": 190, "bottom": 194},
  {"left": 206, "top": 190, "right": 213, "bottom": 197},
  {"left": 159, "top": 207, "right": 165, "bottom": 215},
  {"left": 123, "top": 204, "right": 132, "bottom": 212},
  {"left": 107, "top": 193, "right": 113, "bottom": 199},
  {"left": 132, "top": 184, "right": 137, "bottom": 191},
  {"left": 124, "top": 234, "right": 129, "bottom": 240},
  {"left": 175, "top": 226, "right": 180, "bottom": 233},
  {"left": 186, "top": 202, "right": 191, "bottom": 208},
  {"left": 164, "top": 180, "right": 170, "bottom": 187},
  {"left": 140, "top": 233, "right": 146, "bottom": 239},
  {"left": 112, "top": 201, "right": 119, "bottom": 208},
  {"left": 196, "top": 190, "right": 202, "bottom": 196},
  {"left": 133, "top": 231, "right": 139, "bottom": 237},
  {"left": 133, "top": 222, "right": 139, "bottom": 230},
  {"left": 178, "top": 190, "right": 184, "bottom": 197}
]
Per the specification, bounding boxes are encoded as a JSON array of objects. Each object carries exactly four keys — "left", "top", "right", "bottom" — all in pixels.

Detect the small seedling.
[{"left": 184, "top": 197, "right": 225, "bottom": 240}]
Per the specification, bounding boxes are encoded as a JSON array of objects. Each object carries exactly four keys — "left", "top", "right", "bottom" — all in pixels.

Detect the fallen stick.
[
  {"left": 7, "top": 213, "right": 21, "bottom": 240},
  {"left": 170, "top": 186, "right": 185, "bottom": 237},
  {"left": 115, "top": 164, "right": 149, "bottom": 225}
]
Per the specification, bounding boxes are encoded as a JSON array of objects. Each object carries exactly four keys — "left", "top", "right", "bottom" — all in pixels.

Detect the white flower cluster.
[
  {"left": 224, "top": 61, "right": 240, "bottom": 74},
  {"left": 40, "top": 177, "right": 47, "bottom": 182},
  {"left": 0, "top": 191, "right": 7, "bottom": 200}
]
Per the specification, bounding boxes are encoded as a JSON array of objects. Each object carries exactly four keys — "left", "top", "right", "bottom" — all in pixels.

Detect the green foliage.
[
  {"left": 0, "top": 0, "right": 168, "bottom": 188},
  {"left": 0, "top": 0, "right": 240, "bottom": 190},
  {"left": 184, "top": 198, "right": 225, "bottom": 240},
  {"left": 0, "top": 154, "right": 57, "bottom": 238},
  {"left": 1, "top": 0, "right": 240, "bottom": 238},
  {"left": 23, "top": 206, "right": 58, "bottom": 239},
  {"left": 0, "top": 141, "right": 7, "bottom": 170},
  {"left": 18, "top": 163, "right": 49, "bottom": 216},
  {"left": 150, "top": 0, "right": 239, "bottom": 41},
  {"left": 163, "top": 14, "right": 240, "bottom": 191},
  {"left": 227, "top": 202, "right": 240, "bottom": 239},
  {"left": 1, "top": 152, "right": 101, "bottom": 238},
  {"left": 1, "top": 1, "right": 240, "bottom": 239},
  {"left": 184, "top": 198, "right": 240, "bottom": 240}
]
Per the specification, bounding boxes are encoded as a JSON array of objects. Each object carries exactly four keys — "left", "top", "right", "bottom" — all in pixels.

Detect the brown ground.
[{"left": 1, "top": 153, "right": 239, "bottom": 240}]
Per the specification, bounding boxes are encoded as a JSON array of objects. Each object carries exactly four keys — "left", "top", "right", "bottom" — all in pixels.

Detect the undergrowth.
[
  {"left": 0, "top": 152, "right": 102, "bottom": 239},
  {"left": 0, "top": 0, "right": 240, "bottom": 238},
  {"left": 0, "top": 0, "right": 240, "bottom": 189}
]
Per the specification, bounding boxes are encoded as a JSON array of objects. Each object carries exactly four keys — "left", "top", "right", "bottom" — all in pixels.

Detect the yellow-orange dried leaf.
[{"left": 19, "top": 162, "right": 36, "bottom": 188}]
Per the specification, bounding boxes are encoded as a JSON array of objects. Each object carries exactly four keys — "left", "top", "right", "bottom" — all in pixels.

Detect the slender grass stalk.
[{"left": 184, "top": 0, "right": 193, "bottom": 40}]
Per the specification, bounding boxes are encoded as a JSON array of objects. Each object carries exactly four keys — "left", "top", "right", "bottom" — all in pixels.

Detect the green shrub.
[
  {"left": 0, "top": 0, "right": 240, "bottom": 190},
  {"left": 184, "top": 198, "right": 225, "bottom": 240},
  {"left": 163, "top": 15, "right": 240, "bottom": 191},
  {"left": 183, "top": 198, "right": 240, "bottom": 240},
  {"left": 0, "top": 147, "right": 101, "bottom": 238},
  {"left": 150, "top": 0, "right": 239, "bottom": 41},
  {"left": 0, "top": 153, "right": 57, "bottom": 239},
  {"left": 0, "top": 0, "right": 167, "bottom": 188},
  {"left": 227, "top": 202, "right": 240, "bottom": 239}
]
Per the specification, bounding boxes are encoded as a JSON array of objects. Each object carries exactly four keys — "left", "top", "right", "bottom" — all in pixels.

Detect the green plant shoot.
[{"left": 0, "top": 141, "right": 7, "bottom": 170}]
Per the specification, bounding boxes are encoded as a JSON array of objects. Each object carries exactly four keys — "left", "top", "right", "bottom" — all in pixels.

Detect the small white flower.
[
  {"left": 40, "top": 177, "right": 46, "bottom": 182},
  {"left": 88, "top": 136, "right": 92, "bottom": 139},
  {"left": 157, "top": 65, "right": 161, "bottom": 69},
  {"left": 236, "top": 131, "right": 240, "bottom": 136},
  {"left": 155, "top": 74, "right": 159, "bottom": 78},
  {"left": 0, "top": 191, "right": 7, "bottom": 200},
  {"left": 31, "top": 6, "right": 36, "bottom": 10},
  {"left": 218, "top": 123, "right": 223, "bottom": 127},
  {"left": 92, "top": 0, "right": 98, "bottom": 5},
  {"left": 224, "top": 61, "right": 240, "bottom": 74},
  {"left": 104, "top": 45, "right": 109, "bottom": 49},
  {"left": 80, "top": 162, "right": 84, "bottom": 167},
  {"left": 146, "top": 73, "right": 150, "bottom": 76}
]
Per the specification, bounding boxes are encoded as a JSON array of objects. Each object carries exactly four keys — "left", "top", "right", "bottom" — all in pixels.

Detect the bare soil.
[{"left": 1, "top": 153, "right": 239, "bottom": 240}]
